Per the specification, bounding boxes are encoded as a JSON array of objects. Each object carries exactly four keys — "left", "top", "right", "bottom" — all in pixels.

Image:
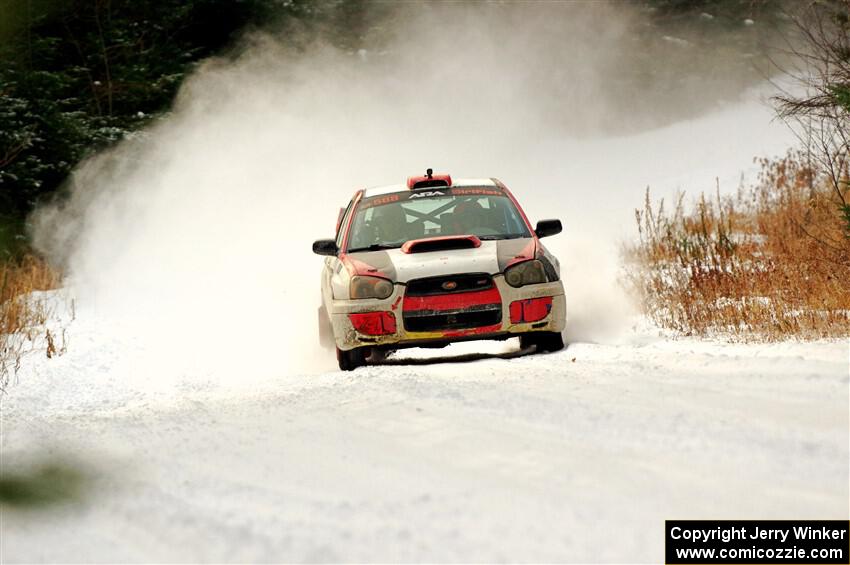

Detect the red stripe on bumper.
[{"left": 403, "top": 287, "right": 501, "bottom": 312}]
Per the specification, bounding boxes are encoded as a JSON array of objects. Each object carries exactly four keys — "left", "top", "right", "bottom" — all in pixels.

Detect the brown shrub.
[
  {"left": 1, "top": 255, "right": 67, "bottom": 390},
  {"left": 624, "top": 151, "right": 850, "bottom": 340}
]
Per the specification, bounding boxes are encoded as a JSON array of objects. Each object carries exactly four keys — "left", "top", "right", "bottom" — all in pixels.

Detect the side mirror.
[
  {"left": 312, "top": 239, "right": 338, "bottom": 256},
  {"left": 535, "top": 219, "right": 562, "bottom": 238}
]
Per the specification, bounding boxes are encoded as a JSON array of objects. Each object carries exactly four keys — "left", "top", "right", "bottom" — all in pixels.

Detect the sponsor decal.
[
  {"left": 451, "top": 187, "right": 502, "bottom": 196},
  {"left": 358, "top": 193, "right": 401, "bottom": 210},
  {"left": 360, "top": 187, "right": 505, "bottom": 208}
]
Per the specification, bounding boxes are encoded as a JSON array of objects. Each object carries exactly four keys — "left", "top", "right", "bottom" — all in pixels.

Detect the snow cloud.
[{"left": 30, "top": 2, "right": 793, "bottom": 384}]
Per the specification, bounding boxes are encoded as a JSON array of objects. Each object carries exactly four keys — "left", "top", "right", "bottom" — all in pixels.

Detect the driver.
[
  {"left": 372, "top": 204, "right": 411, "bottom": 243},
  {"left": 451, "top": 199, "right": 492, "bottom": 235}
]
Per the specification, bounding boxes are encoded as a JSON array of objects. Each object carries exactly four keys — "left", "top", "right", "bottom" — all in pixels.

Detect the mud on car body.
[{"left": 313, "top": 170, "right": 567, "bottom": 371}]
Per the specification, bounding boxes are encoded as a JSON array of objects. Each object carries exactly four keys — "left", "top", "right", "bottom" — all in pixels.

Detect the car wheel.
[
  {"left": 520, "top": 331, "right": 565, "bottom": 353},
  {"left": 367, "top": 348, "right": 388, "bottom": 363},
  {"left": 540, "top": 331, "right": 565, "bottom": 352},
  {"left": 337, "top": 346, "right": 366, "bottom": 371}
]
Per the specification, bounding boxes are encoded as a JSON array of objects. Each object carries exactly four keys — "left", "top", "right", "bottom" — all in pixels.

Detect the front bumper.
[{"left": 327, "top": 275, "right": 566, "bottom": 351}]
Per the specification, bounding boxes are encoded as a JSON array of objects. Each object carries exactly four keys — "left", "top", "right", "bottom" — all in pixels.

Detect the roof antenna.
[{"left": 426, "top": 168, "right": 433, "bottom": 179}]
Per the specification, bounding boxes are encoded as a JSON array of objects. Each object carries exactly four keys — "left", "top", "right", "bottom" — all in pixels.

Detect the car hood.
[{"left": 346, "top": 237, "right": 535, "bottom": 283}]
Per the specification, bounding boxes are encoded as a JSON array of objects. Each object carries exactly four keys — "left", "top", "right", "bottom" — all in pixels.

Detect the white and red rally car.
[{"left": 313, "top": 170, "right": 567, "bottom": 370}]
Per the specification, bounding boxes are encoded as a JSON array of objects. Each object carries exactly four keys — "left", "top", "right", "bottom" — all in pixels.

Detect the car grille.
[
  {"left": 402, "top": 274, "right": 502, "bottom": 332},
  {"left": 404, "top": 273, "right": 494, "bottom": 296},
  {"left": 403, "top": 304, "right": 502, "bottom": 332}
]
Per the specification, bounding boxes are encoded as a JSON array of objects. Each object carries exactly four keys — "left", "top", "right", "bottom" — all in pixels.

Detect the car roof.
[{"left": 361, "top": 177, "right": 500, "bottom": 198}]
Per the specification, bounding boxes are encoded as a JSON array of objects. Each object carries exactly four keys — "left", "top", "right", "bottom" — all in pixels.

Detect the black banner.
[{"left": 666, "top": 520, "right": 850, "bottom": 564}]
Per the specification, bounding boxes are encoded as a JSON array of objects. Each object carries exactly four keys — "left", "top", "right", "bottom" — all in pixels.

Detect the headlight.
[
  {"left": 350, "top": 275, "right": 394, "bottom": 299},
  {"left": 504, "top": 259, "right": 547, "bottom": 287}
]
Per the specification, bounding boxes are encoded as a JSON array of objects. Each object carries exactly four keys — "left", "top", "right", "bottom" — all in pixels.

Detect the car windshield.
[{"left": 346, "top": 187, "right": 531, "bottom": 252}]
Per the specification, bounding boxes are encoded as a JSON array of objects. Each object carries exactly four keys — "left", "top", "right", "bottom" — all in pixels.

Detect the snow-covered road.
[
  {"left": 4, "top": 4, "right": 848, "bottom": 561},
  {"left": 2, "top": 321, "right": 847, "bottom": 562}
]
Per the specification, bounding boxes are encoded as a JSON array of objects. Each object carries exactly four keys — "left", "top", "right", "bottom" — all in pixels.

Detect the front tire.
[
  {"left": 367, "top": 348, "right": 388, "bottom": 363},
  {"left": 520, "top": 331, "right": 565, "bottom": 353},
  {"left": 337, "top": 346, "right": 366, "bottom": 371}
]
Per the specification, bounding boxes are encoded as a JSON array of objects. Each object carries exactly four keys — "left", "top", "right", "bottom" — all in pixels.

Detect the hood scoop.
[{"left": 401, "top": 235, "right": 481, "bottom": 254}]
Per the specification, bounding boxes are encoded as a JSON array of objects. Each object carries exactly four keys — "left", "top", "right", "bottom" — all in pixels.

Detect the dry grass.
[
  {"left": 1, "top": 254, "right": 67, "bottom": 390},
  {"left": 624, "top": 151, "right": 850, "bottom": 340}
]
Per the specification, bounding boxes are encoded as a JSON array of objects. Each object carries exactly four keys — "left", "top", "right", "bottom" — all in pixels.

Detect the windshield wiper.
[{"left": 347, "top": 243, "right": 401, "bottom": 253}]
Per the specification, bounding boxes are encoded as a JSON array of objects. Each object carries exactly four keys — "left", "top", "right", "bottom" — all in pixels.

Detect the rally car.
[{"left": 312, "top": 170, "right": 567, "bottom": 370}]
